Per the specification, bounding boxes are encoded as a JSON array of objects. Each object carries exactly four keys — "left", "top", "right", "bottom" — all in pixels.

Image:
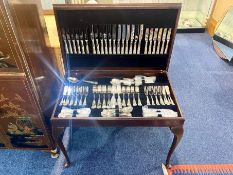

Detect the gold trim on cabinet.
[{"left": 0, "top": 72, "right": 25, "bottom": 76}]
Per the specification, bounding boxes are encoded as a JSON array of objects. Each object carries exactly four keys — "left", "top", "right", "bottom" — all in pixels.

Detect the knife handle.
[
  {"left": 100, "top": 39, "right": 104, "bottom": 54},
  {"left": 85, "top": 40, "right": 89, "bottom": 54},
  {"left": 137, "top": 40, "right": 141, "bottom": 54},
  {"left": 80, "top": 40, "right": 85, "bottom": 54},
  {"left": 121, "top": 40, "right": 125, "bottom": 54},
  {"left": 92, "top": 40, "right": 96, "bottom": 54},
  {"left": 144, "top": 40, "right": 148, "bottom": 54},
  {"left": 148, "top": 41, "right": 152, "bottom": 54},
  {"left": 133, "top": 40, "right": 137, "bottom": 54},
  {"left": 104, "top": 39, "right": 108, "bottom": 54},
  {"left": 96, "top": 39, "right": 100, "bottom": 54},
  {"left": 109, "top": 39, "right": 112, "bottom": 54},
  {"left": 160, "top": 40, "right": 165, "bottom": 54},
  {"left": 64, "top": 40, "right": 69, "bottom": 54},
  {"left": 113, "top": 40, "right": 116, "bottom": 54},
  {"left": 125, "top": 40, "right": 129, "bottom": 54},
  {"left": 72, "top": 40, "right": 77, "bottom": 54},
  {"left": 156, "top": 41, "right": 161, "bottom": 54},
  {"left": 152, "top": 40, "right": 156, "bottom": 54},
  {"left": 68, "top": 40, "right": 73, "bottom": 54},
  {"left": 117, "top": 40, "right": 121, "bottom": 54},
  {"left": 164, "top": 39, "right": 170, "bottom": 54},
  {"left": 129, "top": 40, "right": 133, "bottom": 54}
]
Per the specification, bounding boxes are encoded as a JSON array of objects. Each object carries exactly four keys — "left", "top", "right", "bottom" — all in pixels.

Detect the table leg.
[
  {"left": 52, "top": 126, "right": 71, "bottom": 168},
  {"left": 165, "top": 126, "right": 184, "bottom": 169}
]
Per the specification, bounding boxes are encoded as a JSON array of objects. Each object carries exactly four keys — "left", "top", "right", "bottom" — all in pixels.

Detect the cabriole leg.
[
  {"left": 165, "top": 126, "right": 184, "bottom": 169},
  {"left": 52, "top": 126, "right": 71, "bottom": 168}
]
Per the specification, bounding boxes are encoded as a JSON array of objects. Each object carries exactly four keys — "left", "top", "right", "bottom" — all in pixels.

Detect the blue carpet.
[{"left": 0, "top": 33, "right": 233, "bottom": 175}]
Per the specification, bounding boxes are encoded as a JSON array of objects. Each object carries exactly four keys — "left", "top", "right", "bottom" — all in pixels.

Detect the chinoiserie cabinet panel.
[
  {"left": 0, "top": 2, "right": 20, "bottom": 69},
  {"left": 7, "top": 1, "right": 61, "bottom": 111},
  {"left": 0, "top": 75, "right": 52, "bottom": 149},
  {"left": 0, "top": 0, "right": 60, "bottom": 150}
]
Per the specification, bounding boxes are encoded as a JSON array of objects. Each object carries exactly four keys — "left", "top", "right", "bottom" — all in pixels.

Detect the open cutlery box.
[{"left": 51, "top": 3, "right": 184, "bottom": 127}]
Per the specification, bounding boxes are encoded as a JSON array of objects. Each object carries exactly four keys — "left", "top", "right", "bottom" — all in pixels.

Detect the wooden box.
[{"left": 51, "top": 3, "right": 185, "bottom": 168}]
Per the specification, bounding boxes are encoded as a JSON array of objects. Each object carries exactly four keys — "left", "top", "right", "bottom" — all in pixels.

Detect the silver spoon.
[{"left": 67, "top": 77, "right": 98, "bottom": 84}]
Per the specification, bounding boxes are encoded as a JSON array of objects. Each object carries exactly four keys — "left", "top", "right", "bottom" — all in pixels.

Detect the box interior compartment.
[{"left": 54, "top": 4, "right": 180, "bottom": 71}]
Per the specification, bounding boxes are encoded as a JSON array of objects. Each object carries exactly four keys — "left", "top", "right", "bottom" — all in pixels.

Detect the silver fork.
[
  {"left": 165, "top": 86, "right": 175, "bottom": 105},
  {"left": 148, "top": 86, "right": 155, "bottom": 105},
  {"left": 122, "top": 86, "right": 127, "bottom": 107},
  {"left": 162, "top": 86, "right": 170, "bottom": 105},
  {"left": 83, "top": 86, "right": 89, "bottom": 106},
  {"left": 73, "top": 86, "right": 78, "bottom": 107},
  {"left": 126, "top": 86, "right": 131, "bottom": 107},
  {"left": 153, "top": 86, "right": 160, "bottom": 106},
  {"left": 116, "top": 85, "right": 122, "bottom": 109},
  {"left": 102, "top": 85, "right": 107, "bottom": 109},
  {"left": 97, "top": 85, "right": 102, "bottom": 109},
  {"left": 69, "top": 86, "right": 75, "bottom": 106},
  {"left": 131, "top": 86, "right": 137, "bottom": 106},
  {"left": 144, "top": 86, "right": 151, "bottom": 105},
  {"left": 64, "top": 86, "right": 72, "bottom": 106},
  {"left": 107, "top": 85, "right": 112, "bottom": 108},
  {"left": 60, "top": 85, "right": 68, "bottom": 106},
  {"left": 91, "top": 85, "right": 97, "bottom": 109},
  {"left": 157, "top": 86, "right": 165, "bottom": 105},
  {"left": 78, "top": 86, "right": 83, "bottom": 106},
  {"left": 135, "top": 86, "right": 142, "bottom": 106}
]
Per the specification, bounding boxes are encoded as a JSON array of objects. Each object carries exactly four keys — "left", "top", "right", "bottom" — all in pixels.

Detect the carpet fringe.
[{"left": 168, "top": 164, "right": 233, "bottom": 174}]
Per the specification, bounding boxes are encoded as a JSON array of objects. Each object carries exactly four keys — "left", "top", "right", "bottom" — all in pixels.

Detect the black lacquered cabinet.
[{"left": 0, "top": 0, "right": 61, "bottom": 152}]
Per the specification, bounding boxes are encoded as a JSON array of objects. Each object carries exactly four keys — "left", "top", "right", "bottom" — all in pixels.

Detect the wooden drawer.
[{"left": 52, "top": 70, "right": 184, "bottom": 127}]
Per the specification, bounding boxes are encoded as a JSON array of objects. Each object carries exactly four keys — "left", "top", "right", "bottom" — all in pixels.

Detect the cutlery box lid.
[{"left": 53, "top": 3, "right": 181, "bottom": 74}]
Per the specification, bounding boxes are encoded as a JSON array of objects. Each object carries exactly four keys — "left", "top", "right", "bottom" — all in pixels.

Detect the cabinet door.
[{"left": 0, "top": 74, "right": 52, "bottom": 149}]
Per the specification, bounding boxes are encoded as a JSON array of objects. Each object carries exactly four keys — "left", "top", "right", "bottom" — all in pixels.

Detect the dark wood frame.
[{"left": 51, "top": 3, "right": 185, "bottom": 169}]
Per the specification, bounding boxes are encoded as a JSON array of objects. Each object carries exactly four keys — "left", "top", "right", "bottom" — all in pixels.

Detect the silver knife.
[
  {"left": 164, "top": 28, "right": 172, "bottom": 54},
  {"left": 129, "top": 24, "right": 135, "bottom": 54},
  {"left": 94, "top": 26, "right": 100, "bottom": 54},
  {"left": 79, "top": 30, "right": 85, "bottom": 54},
  {"left": 99, "top": 26, "right": 104, "bottom": 54},
  {"left": 75, "top": 32, "right": 81, "bottom": 54},
  {"left": 66, "top": 31, "right": 73, "bottom": 54},
  {"left": 71, "top": 31, "right": 77, "bottom": 54},
  {"left": 125, "top": 25, "right": 130, "bottom": 54},
  {"left": 103, "top": 25, "right": 108, "bottom": 54},
  {"left": 121, "top": 24, "right": 126, "bottom": 54},
  {"left": 84, "top": 28, "right": 89, "bottom": 54},
  {"left": 112, "top": 24, "right": 117, "bottom": 54},
  {"left": 90, "top": 25, "right": 96, "bottom": 54},
  {"left": 62, "top": 28, "right": 69, "bottom": 54},
  {"left": 108, "top": 25, "right": 112, "bottom": 54},
  {"left": 133, "top": 25, "right": 139, "bottom": 54},
  {"left": 144, "top": 28, "right": 149, "bottom": 54},
  {"left": 156, "top": 28, "right": 163, "bottom": 54},
  {"left": 137, "top": 24, "right": 144, "bottom": 54},
  {"left": 152, "top": 28, "right": 158, "bottom": 54},
  {"left": 117, "top": 24, "right": 121, "bottom": 54},
  {"left": 160, "top": 28, "right": 167, "bottom": 54},
  {"left": 148, "top": 28, "right": 154, "bottom": 54}
]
